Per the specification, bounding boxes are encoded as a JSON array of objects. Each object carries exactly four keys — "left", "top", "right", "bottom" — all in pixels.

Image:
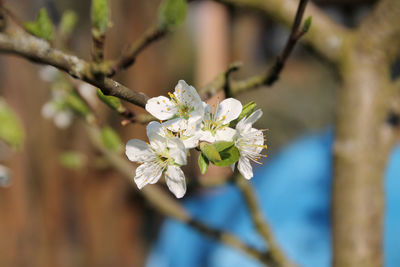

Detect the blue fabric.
[{"left": 147, "top": 130, "right": 400, "bottom": 267}]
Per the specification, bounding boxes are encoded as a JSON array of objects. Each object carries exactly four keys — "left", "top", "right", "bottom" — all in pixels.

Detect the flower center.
[
  {"left": 168, "top": 92, "right": 194, "bottom": 119},
  {"left": 155, "top": 149, "right": 174, "bottom": 166},
  {"left": 202, "top": 112, "right": 226, "bottom": 136}
]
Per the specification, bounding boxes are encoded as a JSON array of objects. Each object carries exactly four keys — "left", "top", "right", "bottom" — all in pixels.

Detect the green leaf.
[
  {"left": 65, "top": 92, "right": 91, "bottom": 116},
  {"left": 0, "top": 98, "right": 24, "bottom": 149},
  {"left": 212, "top": 141, "right": 234, "bottom": 152},
  {"left": 91, "top": 0, "right": 110, "bottom": 35},
  {"left": 24, "top": 8, "right": 54, "bottom": 41},
  {"left": 198, "top": 153, "right": 209, "bottom": 174},
  {"left": 302, "top": 16, "right": 312, "bottom": 33},
  {"left": 199, "top": 142, "right": 221, "bottom": 162},
  {"left": 230, "top": 101, "right": 257, "bottom": 128},
  {"left": 100, "top": 126, "right": 122, "bottom": 152},
  {"left": 158, "top": 0, "right": 187, "bottom": 31},
  {"left": 59, "top": 151, "right": 86, "bottom": 170},
  {"left": 97, "top": 89, "right": 125, "bottom": 112},
  {"left": 212, "top": 145, "right": 240, "bottom": 167},
  {"left": 60, "top": 10, "right": 78, "bottom": 36}
]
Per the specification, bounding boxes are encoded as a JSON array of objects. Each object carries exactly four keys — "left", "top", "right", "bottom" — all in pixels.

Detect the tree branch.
[
  {"left": 233, "top": 175, "right": 294, "bottom": 267},
  {"left": 0, "top": 30, "right": 149, "bottom": 108},
  {"left": 264, "top": 0, "right": 309, "bottom": 86},
  {"left": 200, "top": 0, "right": 310, "bottom": 97},
  {"left": 110, "top": 25, "right": 167, "bottom": 76},
  {"left": 214, "top": 0, "right": 349, "bottom": 63}
]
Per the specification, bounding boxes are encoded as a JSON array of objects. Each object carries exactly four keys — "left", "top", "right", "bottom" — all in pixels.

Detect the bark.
[{"left": 333, "top": 1, "right": 400, "bottom": 266}]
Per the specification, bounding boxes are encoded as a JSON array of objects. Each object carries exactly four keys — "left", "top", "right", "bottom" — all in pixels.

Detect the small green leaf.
[
  {"left": 97, "top": 89, "right": 125, "bottom": 112},
  {"left": 213, "top": 141, "right": 235, "bottom": 152},
  {"left": 230, "top": 101, "right": 257, "bottom": 128},
  {"left": 198, "top": 153, "right": 209, "bottom": 174},
  {"left": 302, "top": 16, "right": 312, "bottom": 33},
  {"left": 213, "top": 145, "right": 240, "bottom": 167},
  {"left": 60, "top": 10, "right": 78, "bottom": 37},
  {"left": 59, "top": 151, "right": 86, "bottom": 170},
  {"left": 65, "top": 92, "right": 91, "bottom": 116},
  {"left": 91, "top": 0, "right": 110, "bottom": 35},
  {"left": 100, "top": 126, "right": 122, "bottom": 152},
  {"left": 158, "top": 0, "right": 187, "bottom": 31},
  {"left": 199, "top": 142, "right": 221, "bottom": 162},
  {"left": 24, "top": 8, "right": 54, "bottom": 41},
  {"left": 0, "top": 98, "right": 24, "bottom": 149}
]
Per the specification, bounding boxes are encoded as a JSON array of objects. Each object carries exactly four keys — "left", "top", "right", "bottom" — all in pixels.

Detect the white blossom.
[
  {"left": 77, "top": 83, "right": 98, "bottom": 106},
  {"left": 199, "top": 98, "right": 242, "bottom": 143},
  {"left": 162, "top": 118, "right": 202, "bottom": 149},
  {"left": 145, "top": 80, "right": 204, "bottom": 127},
  {"left": 38, "top": 66, "right": 58, "bottom": 82},
  {"left": 232, "top": 109, "right": 267, "bottom": 179},
  {"left": 125, "top": 122, "right": 188, "bottom": 198},
  {"left": 41, "top": 101, "right": 73, "bottom": 129}
]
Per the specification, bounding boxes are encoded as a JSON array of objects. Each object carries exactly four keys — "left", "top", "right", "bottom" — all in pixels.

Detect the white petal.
[
  {"left": 147, "top": 122, "right": 169, "bottom": 152},
  {"left": 198, "top": 130, "right": 216, "bottom": 143},
  {"left": 165, "top": 165, "right": 186, "bottom": 198},
  {"left": 215, "top": 98, "right": 242, "bottom": 124},
  {"left": 78, "top": 83, "right": 97, "bottom": 105},
  {"left": 167, "top": 138, "right": 187, "bottom": 165},
  {"left": 251, "top": 128, "right": 265, "bottom": 153},
  {"left": 237, "top": 109, "right": 263, "bottom": 133},
  {"left": 125, "top": 139, "right": 153, "bottom": 162},
  {"left": 182, "top": 135, "right": 200, "bottom": 149},
  {"left": 39, "top": 66, "right": 58, "bottom": 82},
  {"left": 134, "top": 162, "right": 162, "bottom": 189},
  {"left": 147, "top": 121, "right": 166, "bottom": 140},
  {"left": 163, "top": 117, "right": 187, "bottom": 133},
  {"left": 214, "top": 127, "right": 237, "bottom": 142},
  {"left": 203, "top": 102, "right": 212, "bottom": 121},
  {"left": 245, "top": 109, "right": 263, "bottom": 125},
  {"left": 186, "top": 115, "right": 202, "bottom": 134},
  {"left": 173, "top": 80, "right": 203, "bottom": 113},
  {"left": 238, "top": 157, "right": 253, "bottom": 179},
  {"left": 145, "top": 96, "right": 177, "bottom": 120},
  {"left": 41, "top": 102, "right": 56, "bottom": 119},
  {"left": 54, "top": 111, "right": 73, "bottom": 129}
]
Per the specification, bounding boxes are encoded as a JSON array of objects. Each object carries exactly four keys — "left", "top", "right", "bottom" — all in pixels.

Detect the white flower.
[
  {"left": 78, "top": 83, "right": 98, "bottom": 106},
  {"left": 0, "top": 165, "right": 11, "bottom": 187},
  {"left": 199, "top": 98, "right": 242, "bottom": 143},
  {"left": 38, "top": 66, "right": 58, "bottom": 82},
  {"left": 162, "top": 118, "right": 202, "bottom": 149},
  {"left": 125, "top": 123, "right": 188, "bottom": 198},
  {"left": 41, "top": 102, "right": 73, "bottom": 129},
  {"left": 232, "top": 109, "right": 267, "bottom": 179},
  {"left": 145, "top": 80, "right": 204, "bottom": 126}
]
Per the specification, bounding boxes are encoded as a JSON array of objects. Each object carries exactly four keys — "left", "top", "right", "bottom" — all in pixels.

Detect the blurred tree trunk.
[{"left": 333, "top": 1, "right": 400, "bottom": 266}]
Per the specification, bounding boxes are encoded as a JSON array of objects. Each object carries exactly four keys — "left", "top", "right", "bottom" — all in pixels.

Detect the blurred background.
[{"left": 0, "top": 0, "right": 383, "bottom": 266}]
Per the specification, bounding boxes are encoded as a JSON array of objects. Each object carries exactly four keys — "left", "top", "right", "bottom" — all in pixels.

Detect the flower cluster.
[{"left": 125, "top": 80, "right": 267, "bottom": 198}]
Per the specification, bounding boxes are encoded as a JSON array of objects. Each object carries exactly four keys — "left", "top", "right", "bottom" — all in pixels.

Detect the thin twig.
[
  {"left": 92, "top": 33, "right": 105, "bottom": 63},
  {"left": 264, "top": 0, "right": 309, "bottom": 86},
  {"left": 200, "top": 61, "right": 242, "bottom": 99},
  {"left": 200, "top": 0, "right": 310, "bottom": 97},
  {"left": 0, "top": 30, "right": 150, "bottom": 108},
  {"left": 233, "top": 174, "right": 295, "bottom": 267},
  {"left": 110, "top": 25, "right": 167, "bottom": 76}
]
